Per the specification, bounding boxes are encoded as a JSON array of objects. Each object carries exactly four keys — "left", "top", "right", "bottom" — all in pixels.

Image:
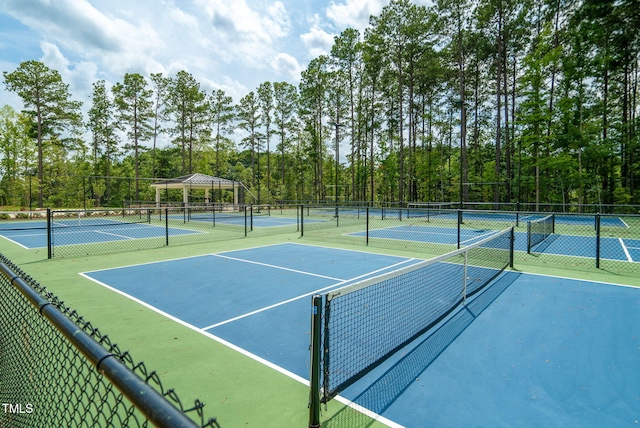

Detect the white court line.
[
  {"left": 0, "top": 234, "right": 34, "bottom": 249},
  {"left": 619, "top": 238, "right": 633, "bottom": 262},
  {"left": 211, "top": 254, "right": 346, "bottom": 281},
  {"left": 460, "top": 229, "right": 501, "bottom": 246},
  {"left": 93, "top": 230, "right": 136, "bottom": 240},
  {"left": 79, "top": 272, "right": 313, "bottom": 388},
  {"left": 201, "top": 257, "right": 419, "bottom": 330}
]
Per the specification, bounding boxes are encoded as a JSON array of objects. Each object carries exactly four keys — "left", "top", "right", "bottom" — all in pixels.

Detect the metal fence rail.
[
  {"left": 0, "top": 253, "right": 220, "bottom": 427},
  {"left": 300, "top": 205, "right": 640, "bottom": 274},
  {"left": 47, "top": 207, "right": 249, "bottom": 258}
]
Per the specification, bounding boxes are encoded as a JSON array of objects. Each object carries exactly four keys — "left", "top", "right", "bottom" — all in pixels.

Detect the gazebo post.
[{"left": 234, "top": 183, "right": 238, "bottom": 206}]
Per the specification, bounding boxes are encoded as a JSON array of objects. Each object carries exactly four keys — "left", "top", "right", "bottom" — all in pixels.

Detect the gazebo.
[{"left": 150, "top": 173, "right": 242, "bottom": 207}]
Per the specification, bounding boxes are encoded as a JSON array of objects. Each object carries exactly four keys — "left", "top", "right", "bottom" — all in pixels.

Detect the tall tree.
[
  {"left": 150, "top": 73, "right": 170, "bottom": 178},
  {"left": 112, "top": 73, "right": 153, "bottom": 200},
  {"left": 88, "top": 80, "right": 120, "bottom": 203},
  {"left": 299, "top": 56, "right": 330, "bottom": 200},
  {"left": 258, "top": 82, "right": 274, "bottom": 202},
  {"left": 273, "top": 82, "right": 298, "bottom": 187},
  {"left": 3, "top": 60, "right": 82, "bottom": 207},
  {"left": 0, "top": 106, "right": 34, "bottom": 206},
  {"left": 331, "top": 28, "right": 362, "bottom": 200},
  {"left": 165, "top": 71, "right": 208, "bottom": 175},
  {"left": 236, "top": 91, "right": 262, "bottom": 199},
  {"left": 208, "top": 89, "right": 235, "bottom": 177}
]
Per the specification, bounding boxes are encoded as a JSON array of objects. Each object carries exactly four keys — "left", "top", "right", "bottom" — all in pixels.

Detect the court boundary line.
[
  {"left": 515, "top": 270, "right": 640, "bottom": 289},
  {"left": 344, "top": 225, "right": 499, "bottom": 247},
  {"left": 81, "top": 242, "right": 365, "bottom": 274},
  {"left": 78, "top": 262, "right": 637, "bottom": 427},
  {"left": 0, "top": 234, "right": 32, "bottom": 249},
  {"left": 94, "top": 230, "right": 136, "bottom": 240},
  {"left": 79, "top": 250, "right": 416, "bottom": 428},
  {"left": 211, "top": 254, "right": 346, "bottom": 281},
  {"left": 619, "top": 238, "right": 632, "bottom": 262},
  {"left": 201, "top": 257, "right": 419, "bottom": 330}
]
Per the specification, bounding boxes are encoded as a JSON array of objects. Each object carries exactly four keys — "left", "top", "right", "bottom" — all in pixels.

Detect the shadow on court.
[{"left": 323, "top": 271, "right": 521, "bottom": 428}]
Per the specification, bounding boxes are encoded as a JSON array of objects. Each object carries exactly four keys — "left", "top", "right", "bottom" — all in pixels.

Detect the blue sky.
[{"left": 0, "top": 0, "right": 431, "bottom": 111}]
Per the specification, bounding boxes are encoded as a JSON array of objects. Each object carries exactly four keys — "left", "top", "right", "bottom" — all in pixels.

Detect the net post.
[
  {"left": 526, "top": 221, "right": 532, "bottom": 254},
  {"left": 250, "top": 204, "right": 254, "bottom": 231},
  {"left": 244, "top": 205, "right": 248, "bottom": 237},
  {"left": 595, "top": 213, "right": 601, "bottom": 268},
  {"left": 510, "top": 226, "right": 515, "bottom": 268},
  {"left": 309, "top": 295, "right": 322, "bottom": 428},
  {"left": 457, "top": 210, "right": 462, "bottom": 249},
  {"left": 463, "top": 252, "right": 468, "bottom": 304},
  {"left": 47, "top": 208, "right": 52, "bottom": 259},
  {"left": 551, "top": 213, "right": 556, "bottom": 234}
]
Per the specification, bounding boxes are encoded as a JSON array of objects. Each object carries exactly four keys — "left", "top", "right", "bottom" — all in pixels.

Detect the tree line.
[{"left": 1, "top": 0, "right": 639, "bottom": 210}]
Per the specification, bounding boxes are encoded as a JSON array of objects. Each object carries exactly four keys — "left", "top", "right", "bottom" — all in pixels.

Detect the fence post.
[
  {"left": 366, "top": 207, "right": 370, "bottom": 246},
  {"left": 47, "top": 208, "right": 52, "bottom": 259},
  {"left": 595, "top": 213, "right": 601, "bottom": 268},
  {"left": 165, "top": 207, "right": 169, "bottom": 246},
  {"left": 300, "top": 204, "right": 304, "bottom": 237}
]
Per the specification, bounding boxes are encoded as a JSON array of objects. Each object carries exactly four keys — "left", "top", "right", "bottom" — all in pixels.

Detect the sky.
[{"left": 0, "top": 0, "right": 430, "bottom": 114}]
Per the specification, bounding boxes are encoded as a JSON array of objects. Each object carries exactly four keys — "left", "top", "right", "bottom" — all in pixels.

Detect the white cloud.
[
  {"left": 300, "top": 19, "right": 335, "bottom": 58},
  {"left": 325, "top": 0, "right": 386, "bottom": 31},
  {"left": 271, "top": 53, "right": 303, "bottom": 83},
  {"left": 265, "top": 2, "right": 291, "bottom": 39},
  {"left": 0, "top": 0, "right": 326, "bottom": 110}
]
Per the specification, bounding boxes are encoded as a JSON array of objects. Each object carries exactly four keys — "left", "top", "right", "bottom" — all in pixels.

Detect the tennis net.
[
  {"left": 527, "top": 214, "right": 555, "bottom": 253},
  {"left": 50, "top": 209, "right": 152, "bottom": 229},
  {"left": 309, "top": 227, "right": 514, "bottom": 426}
]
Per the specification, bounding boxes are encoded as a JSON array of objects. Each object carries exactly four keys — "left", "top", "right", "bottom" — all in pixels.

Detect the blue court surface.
[
  {"left": 0, "top": 220, "right": 199, "bottom": 249},
  {"left": 81, "top": 243, "right": 640, "bottom": 427},
  {"left": 408, "top": 211, "right": 627, "bottom": 228},
  {"left": 351, "top": 225, "right": 640, "bottom": 262},
  {"left": 177, "top": 213, "right": 306, "bottom": 228}
]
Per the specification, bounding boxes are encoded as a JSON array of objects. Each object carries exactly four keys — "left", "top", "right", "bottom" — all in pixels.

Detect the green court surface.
[{"left": 2, "top": 227, "right": 639, "bottom": 427}]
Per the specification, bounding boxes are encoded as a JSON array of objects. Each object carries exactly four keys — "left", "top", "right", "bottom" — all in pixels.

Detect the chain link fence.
[
  {"left": 300, "top": 205, "right": 640, "bottom": 274},
  {"left": 0, "top": 253, "right": 220, "bottom": 427}
]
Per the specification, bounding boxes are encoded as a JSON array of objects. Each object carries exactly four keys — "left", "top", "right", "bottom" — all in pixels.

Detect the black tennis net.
[
  {"left": 527, "top": 214, "right": 555, "bottom": 253},
  {"left": 50, "top": 209, "right": 152, "bottom": 229},
  {"left": 308, "top": 227, "right": 514, "bottom": 426}
]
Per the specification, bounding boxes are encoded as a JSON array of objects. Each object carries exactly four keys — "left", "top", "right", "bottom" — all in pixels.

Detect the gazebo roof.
[{"left": 151, "top": 173, "right": 239, "bottom": 189}]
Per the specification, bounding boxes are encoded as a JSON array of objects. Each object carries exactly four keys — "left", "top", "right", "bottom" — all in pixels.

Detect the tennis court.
[
  {"left": 349, "top": 224, "right": 640, "bottom": 262},
  {"left": 78, "top": 242, "right": 640, "bottom": 427},
  {"left": 0, "top": 218, "right": 200, "bottom": 249},
  {"left": 402, "top": 208, "right": 628, "bottom": 227},
  {"left": 182, "top": 211, "right": 304, "bottom": 228}
]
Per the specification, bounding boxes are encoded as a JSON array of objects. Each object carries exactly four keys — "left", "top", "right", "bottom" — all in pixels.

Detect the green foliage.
[{"left": 2, "top": 0, "right": 640, "bottom": 208}]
